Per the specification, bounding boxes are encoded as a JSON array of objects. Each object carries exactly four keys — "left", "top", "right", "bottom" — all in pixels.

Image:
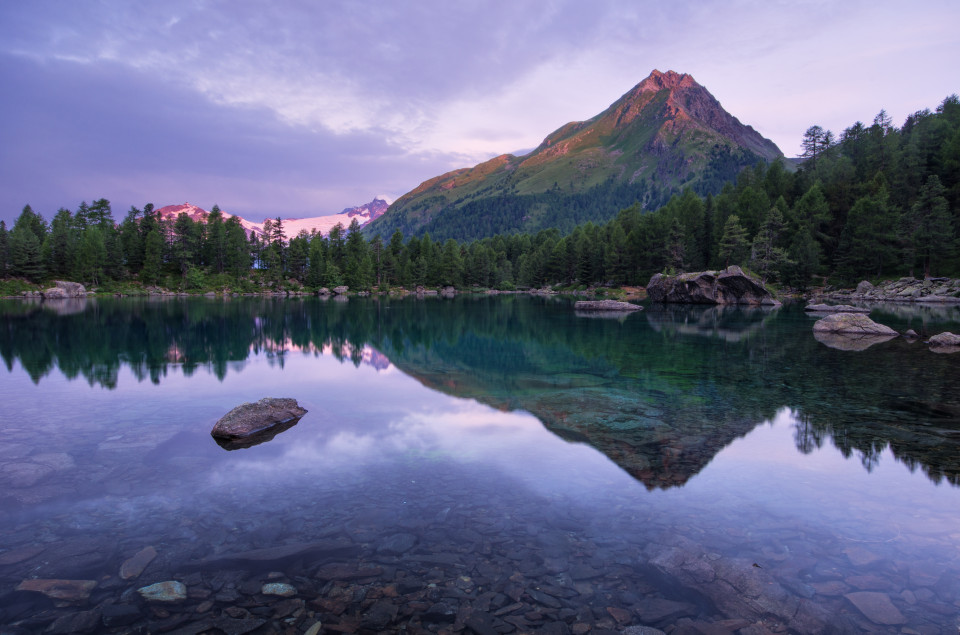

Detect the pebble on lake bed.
[
  {"left": 138, "top": 580, "right": 187, "bottom": 603},
  {"left": 261, "top": 582, "right": 297, "bottom": 597}
]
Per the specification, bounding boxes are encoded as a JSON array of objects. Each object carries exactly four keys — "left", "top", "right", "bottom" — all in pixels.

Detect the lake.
[{"left": 1, "top": 295, "right": 959, "bottom": 634}]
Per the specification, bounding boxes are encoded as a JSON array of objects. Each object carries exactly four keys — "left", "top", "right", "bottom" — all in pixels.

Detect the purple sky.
[{"left": 1, "top": 0, "right": 958, "bottom": 225}]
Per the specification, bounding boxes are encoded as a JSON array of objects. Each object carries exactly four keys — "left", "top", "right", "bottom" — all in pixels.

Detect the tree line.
[{"left": 2, "top": 94, "right": 958, "bottom": 292}]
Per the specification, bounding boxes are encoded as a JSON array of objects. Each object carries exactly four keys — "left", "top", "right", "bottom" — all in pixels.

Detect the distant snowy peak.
[
  {"left": 155, "top": 197, "right": 390, "bottom": 238},
  {"left": 340, "top": 197, "right": 390, "bottom": 222}
]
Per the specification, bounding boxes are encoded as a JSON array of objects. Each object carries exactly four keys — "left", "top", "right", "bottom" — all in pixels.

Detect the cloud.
[{"left": 0, "top": 52, "right": 461, "bottom": 221}]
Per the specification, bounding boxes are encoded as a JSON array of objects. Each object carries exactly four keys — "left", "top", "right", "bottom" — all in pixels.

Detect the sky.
[{"left": 1, "top": 0, "right": 958, "bottom": 225}]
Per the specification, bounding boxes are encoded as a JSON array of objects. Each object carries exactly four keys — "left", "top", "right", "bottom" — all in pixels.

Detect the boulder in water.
[
  {"left": 928, "top": 332, "right": 960, "bottom": 347},
  {"left": 211, "top": 398, "right": 307, "bottom": 449},
  {"left": 812, "top": 313, "right": 897, "bottom": 336}
]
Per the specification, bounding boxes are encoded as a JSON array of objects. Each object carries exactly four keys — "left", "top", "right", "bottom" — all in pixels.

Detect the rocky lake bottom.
[{"left": 1, "top": 297, "right": 959, "bottom": 634}]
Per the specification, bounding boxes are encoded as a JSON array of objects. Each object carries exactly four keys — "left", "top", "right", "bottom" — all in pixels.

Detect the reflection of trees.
[{"left": 2, "top": 296, "right": 959, "bottom": 487}]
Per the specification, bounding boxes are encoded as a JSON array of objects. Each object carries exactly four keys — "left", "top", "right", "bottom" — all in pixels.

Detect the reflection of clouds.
[{"left": 203, "top": 389, "right": 633, "bottom": 499}]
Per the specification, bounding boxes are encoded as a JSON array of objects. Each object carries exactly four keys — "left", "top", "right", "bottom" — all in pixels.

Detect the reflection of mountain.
[{"left": 2, "top": 296, "right": 959, "bottom": 487}]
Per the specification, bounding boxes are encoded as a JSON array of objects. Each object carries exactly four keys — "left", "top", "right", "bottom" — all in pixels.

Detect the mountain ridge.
[{"left": 367, "top": 70, "right": 782, "bottom": 241}]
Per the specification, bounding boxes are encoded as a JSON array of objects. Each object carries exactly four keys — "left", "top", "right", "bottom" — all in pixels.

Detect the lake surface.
[{"left": 1, "top": 296, "right": 959, "bottom": 634}]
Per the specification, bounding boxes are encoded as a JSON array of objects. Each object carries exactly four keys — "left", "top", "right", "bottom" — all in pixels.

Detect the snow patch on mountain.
[{"left": 155, "top": 197, "right": 391, "bottom": 238}]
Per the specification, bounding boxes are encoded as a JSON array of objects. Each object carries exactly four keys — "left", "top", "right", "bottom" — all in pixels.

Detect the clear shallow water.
[{"left": 1, "top": 297, "right": 959, "bottom": 634}]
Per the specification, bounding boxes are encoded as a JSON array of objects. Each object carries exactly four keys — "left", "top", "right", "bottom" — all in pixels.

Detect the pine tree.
[
  {"left": 9, "top": 208, "right": 45, "bottom": 281},
  {"left": 785, "top": 227, "right": 820, "bottom": 289},
  {"left": 717, "top": 215, "right": 749, "bottom": 268},
  {"left": 440, "top": 239, "right": 463, "bottom": 287},
  {"left": 77, "top": 226, "right": 107, "bottom": 285},
  {"left": 750, "top": 207, "right": 790, "bottom": 283},
  {"left": 835, "top": 190, "right": 900, "bottom": 280},
  {"left": 903, "top": 175, "right": 953, "bottom": 277},
  {"left": 120, "top": 207, "right": 145, "bottom": 275},
  {"left": 45, "top": 208, "right": 77, "bottom": 277},
  {"left": 665, "top": 218, "right": 686, "bottom": 273},
  {"left": 224, "top": 218, "right": 250, "bottom": 280},
  {"left": 141, "top": 229, "right": 163, "bottom": 285},
  {"left": 0, "top": 220, "right": 8, "bottom": 277}
]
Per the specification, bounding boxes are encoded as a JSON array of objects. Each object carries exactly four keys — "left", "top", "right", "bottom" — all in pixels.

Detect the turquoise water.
[{"left": 1, "top": 296, "right": 959, "bottom": 633}]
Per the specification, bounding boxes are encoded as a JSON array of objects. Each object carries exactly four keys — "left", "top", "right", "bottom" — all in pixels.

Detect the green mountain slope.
[{"left": 368, "top": 70, "right": 783, "bottom": 241}]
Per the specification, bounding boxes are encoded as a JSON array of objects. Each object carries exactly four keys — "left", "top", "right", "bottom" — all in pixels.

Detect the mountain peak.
[
  {"left": 638, "top": 69, "right": 696, "bottom": 93},
  {"left": 368, "top": 70, "right": 782, "bottom": 242}
]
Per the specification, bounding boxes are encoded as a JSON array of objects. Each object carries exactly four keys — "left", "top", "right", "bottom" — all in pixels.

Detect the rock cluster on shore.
[{"left": 823, "top": 277, "right": 960, "bottom": 303}]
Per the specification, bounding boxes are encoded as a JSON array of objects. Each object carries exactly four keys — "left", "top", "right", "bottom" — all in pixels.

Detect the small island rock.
[
  {"left": 646, "top": 266, "right": 779, "bottom": 305},
  {"left": 928, "top": 332, "right": 960, "bottom": 347},
  {"left": 812, "top": 313, "right": 897, "bottom": 336},
  {"left": 574, "top": 299, "right": 642, "bottom": 311},
  {"left": 211, "top": 398, "right": 307, "bottom": 442}
]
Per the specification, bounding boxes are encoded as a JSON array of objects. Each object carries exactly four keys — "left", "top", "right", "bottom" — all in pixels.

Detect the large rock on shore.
[
  {"left": 211, "top": 398, "right": 307, "bottom": 449},
  {"left": 646, "top": 266, "right": 779, "bottom": 305},
  {"left": 42, "top": 281, "right": 87, "bottom": 299}
]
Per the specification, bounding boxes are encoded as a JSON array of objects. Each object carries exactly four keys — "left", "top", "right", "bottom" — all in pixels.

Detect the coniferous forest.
[{"left": 2, "top": 95, "right": 958, "bottom": 294}]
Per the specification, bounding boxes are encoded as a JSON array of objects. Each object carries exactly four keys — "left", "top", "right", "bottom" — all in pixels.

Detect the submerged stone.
[
  {"left": 120, "top": 545, "right": 157, "bottom": 580},
  {"left": 138, "top": 580, "right": 187, "bottom": 603},
  {"left": 844, "top": 591, "right": 905, "bottom": 625},
  {"left": 261, "top": 582, "right": 297, "bottom": 597},
  {"left": 16, "top": 578, "right": 97, "bottom": 602}
]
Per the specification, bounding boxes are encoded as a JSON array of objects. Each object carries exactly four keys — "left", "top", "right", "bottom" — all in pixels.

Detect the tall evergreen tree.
[
  {"left": 141, "top": 229, "right": 164, "bottom": 286},
  {"left": 44, "top": 208, "right": 77, "bottom": 277},
  {"left": 903, "top": 175, "right": 953, "bottom": 277},
  {"left": 76, "top": 226, "right": 107, "bottom": 284},
  {"left": 0, "top": 220, "right": 8, "bottom": 277},
  {"left": 9, "top": 207, "right": 45, "bottom": 281},
  {"left": 717, "top": 215, "right": 749, "bottom": 269}
]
